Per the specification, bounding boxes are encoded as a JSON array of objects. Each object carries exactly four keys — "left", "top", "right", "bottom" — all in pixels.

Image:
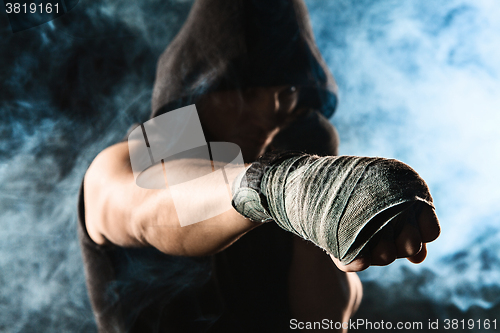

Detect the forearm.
[
  {"left": 84, "top": 142, "right": 257, "bottom": 256},
  {"left": 136, "top": 166, "right": 259, "bottom": 256}
]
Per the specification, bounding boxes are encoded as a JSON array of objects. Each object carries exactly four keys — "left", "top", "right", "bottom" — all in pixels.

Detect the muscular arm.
[{"left": 83, "top": 141, "right": 258, "bottom": 256}]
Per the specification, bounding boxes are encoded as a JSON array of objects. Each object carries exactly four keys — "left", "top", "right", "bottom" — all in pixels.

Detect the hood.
[{"left": 151, "top": 0, "right": 338, "bottom": 119}]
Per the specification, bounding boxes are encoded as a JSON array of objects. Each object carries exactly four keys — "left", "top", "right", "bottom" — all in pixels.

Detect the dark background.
[{"left": 1, "top": 0, "right": 499, "bottom": 332}]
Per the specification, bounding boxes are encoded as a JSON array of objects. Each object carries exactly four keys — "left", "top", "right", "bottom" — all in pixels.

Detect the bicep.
[{"left": 83, "top": 142, "right": 147, "bottom": 246}]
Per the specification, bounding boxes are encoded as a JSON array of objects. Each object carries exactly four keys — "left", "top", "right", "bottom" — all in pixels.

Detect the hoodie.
[{"left": 79, "top": 1, "right": 339, "bottom": 332}]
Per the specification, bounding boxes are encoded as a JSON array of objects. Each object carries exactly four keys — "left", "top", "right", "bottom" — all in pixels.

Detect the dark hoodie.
[
  {"left": 78, "top": 0, "right": 339, "bottom": 332},
  {"left": 151, "top": 0, "right": 337, "bottom": 119}
]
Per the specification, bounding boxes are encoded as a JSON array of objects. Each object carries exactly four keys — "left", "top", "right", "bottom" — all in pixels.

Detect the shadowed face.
[{"left": 197, "top": 85, "right": 304, "bottom": 162}]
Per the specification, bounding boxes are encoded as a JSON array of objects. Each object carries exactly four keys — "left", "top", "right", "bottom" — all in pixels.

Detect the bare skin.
[
  {"left": 289, "top": 236, "right": 363, "bottom": 333},
  {"left": 84, "top": 85, "right": 440, "bottom": 331}
]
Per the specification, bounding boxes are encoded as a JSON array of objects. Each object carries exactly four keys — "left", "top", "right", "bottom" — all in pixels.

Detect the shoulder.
[{"left": 83, "top": 142, "right": 133, "bottom": 245}]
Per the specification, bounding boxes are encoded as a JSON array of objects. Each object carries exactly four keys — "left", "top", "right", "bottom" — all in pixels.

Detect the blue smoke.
[
  {"left": 1, "top": 0, "right": 499, "bottom": 331},
  {"left": 0, "top": 1, "right": 192, "bottom": 331},
  {"left": 307, "top": 0, "right": 500, "bottom": 325}
]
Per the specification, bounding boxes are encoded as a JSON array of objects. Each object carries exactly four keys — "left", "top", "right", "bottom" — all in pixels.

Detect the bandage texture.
[{"left": 232, "top": 152, "right": 434, "bottom": 264}]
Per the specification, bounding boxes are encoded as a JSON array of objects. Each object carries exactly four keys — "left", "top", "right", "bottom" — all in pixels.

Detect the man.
[{"left": 79, "top": 0, "right": 440, "bottom": 331}]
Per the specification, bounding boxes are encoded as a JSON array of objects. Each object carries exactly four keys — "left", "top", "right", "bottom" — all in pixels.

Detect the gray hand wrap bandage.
[{"left": 232, "top": 151, "right": 434, "bottom": 265}]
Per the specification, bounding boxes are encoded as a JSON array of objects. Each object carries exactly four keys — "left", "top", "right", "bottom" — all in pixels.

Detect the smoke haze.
[{"left": 1, "top": 0, "right": 499, "bottom": 331}]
